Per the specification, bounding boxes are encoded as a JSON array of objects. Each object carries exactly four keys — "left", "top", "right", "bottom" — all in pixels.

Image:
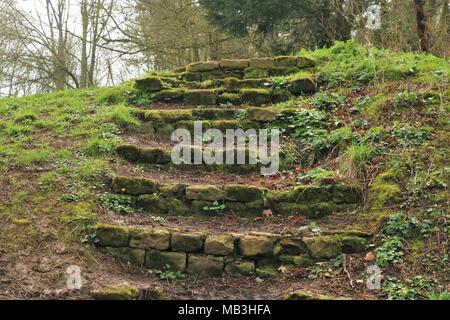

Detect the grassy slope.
[{"left": 0, "top": 41, "right": 448, "bottom": 299}]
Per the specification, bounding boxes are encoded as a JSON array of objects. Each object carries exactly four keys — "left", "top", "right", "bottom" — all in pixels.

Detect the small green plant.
[
  {"left": 338, "top": 143, "right": 377, "bottom": 179},
  {"left": 309, "top": 92, "right": 345, "bottom": 111},
  {"left": 308, "top": 265, "right": 332, "bottom": 279},
  {"left": 393, "top": 91, "right": 422, "bottom": 108},
  {"left": 156, "top": 265, "right": 184, "bottom": 281},
  {"left": 296, "top": 168, "right": 340, "bottom": 184},
  {"left": 375, "top": 236, "right": 404, "bottom": 267},
  {"left": 203, "top": 201, "right": 226, "bottom": 215},
  {"left": 382, "top": 276, "right": 435, "bottom": 300},
  {"left": 384, "top": 212, "right": 430, "bottom": 238},
  {"left": 99, "top": 193, "right": 135, "bottom": 215},
  {"left": 390, "top": 124, "right": 432, "bottom": 147},
  {"left": 81, "top": 222, "right": 98, "bottom": 245}
]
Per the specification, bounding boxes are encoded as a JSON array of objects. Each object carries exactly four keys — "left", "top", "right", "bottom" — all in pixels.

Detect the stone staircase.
[{"left": 95, "top": 56, "right": 370, "bottom": 282}]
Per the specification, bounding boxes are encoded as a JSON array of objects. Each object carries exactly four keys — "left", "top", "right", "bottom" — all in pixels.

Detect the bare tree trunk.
[
  {"left": 413, "top": 0, "right": 431, "bottom": 52},
  {"left": 80, "top": 0, "right": 89, "bottom": 88}
]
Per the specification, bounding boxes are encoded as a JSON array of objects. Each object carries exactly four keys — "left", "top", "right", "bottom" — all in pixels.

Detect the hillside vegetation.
[{"left": 0, "top": 41, "right": 448, "bottom": 300}]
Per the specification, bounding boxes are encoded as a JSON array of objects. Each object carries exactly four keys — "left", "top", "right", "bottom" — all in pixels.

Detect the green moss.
[
  {"left": 160, "top": 184, "right": 186, "bottom": 198},
  {"left": 218, "top": 93, "right": 242, "bottom": 105},
  {"left": 153, "top": 89, "right": 184, "bottom": 101},
  {"left": 192, "top": 108, "right": 237, "bottom": 120},
  {"left": 240, "top": 88, "right": 271, "bottom": 106},
  {"left": 186, "top": 185, "right": 224, "bottom": 201},
  {"left": 367, "top": 169, "right": 403, "bottom": 211},
  {"left": 289, "top": 77, "right": 317, "bottom": 94},
  {"left": 275, "top": 56, "right": 298, "bottom": 67},
  {"left": 278, "top": 255, "right": 314, "bottom": 267},
  {"left": 140, "top": 109, "right": 193, "bottom": 124},
  {"left": 223, "top": 78, "right": 268, "bottom": 92},
  {"left": 139, "top": 148, "right": 171, "bottom": 164},
  {"left": 244, "top": 67, "right": 269, "bottom": 79},
  {"left": 179, "top": 72, "right": 202, "bottom": 82},
  {"left": 297, "top": 56, "right": 316, "bottom": 68},
  {"left": 187, "top": 255, "right": 224, "bottom": 276},
  {"left": 224, "top": 258, "right": 255, "bottom": 276},
  {"left": 135, "top": 77, "right": 164, "bottom": 91},
  {"left": 93, "top": 285, "right": 140, "bottom": 300},
  {"left": 303, "top": 236, "right": 342, "bottom": 259},
  {"left": 95, "top": 223, "right": 130, "bottom": 247},
  {"left": 224, "top": 185, "right": 264, "bottom": 202},
  {"left": 137, "top": 194, "right": 165, "bottom": 213},
  {"left": 273, "top": 202, "right": 347, "bottom": 218},
  {"left": 183, "top": 89, "right": 218, "bottom": 105},
  {"left": 116, "top": 144, "right": 140, "bottom": 162},
  {"left": 145, "top": 250, "right": 186, "bottom": 271},
  {"left": 112, "top": 176, "right": 160, "bottom": 196}
]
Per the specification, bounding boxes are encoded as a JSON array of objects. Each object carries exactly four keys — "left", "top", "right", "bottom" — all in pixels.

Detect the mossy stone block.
[
  {"left": 180, "top": 72, "right": 202, "bottom": 82},
  {"left": 102, "top": 247, "right": 145, "bottom": 266},
  {"left": 220, "top": 59, "right": 250, "bottom": 70},
  {"left": 116, "top": 144, "right": 140, "bottom": 162},
  {"left": 171, "top": 231, "right": 206, "bottom": 252},
  {"left": 165, "top": 198, "right": 190, "bottom": 215},
  {"left": 274, "top": 56, "right": 298, "bottom": 67},
  {"left": 367, "top": 184, "right": 401, "bottom": 211},
  {"left": 271, "top": 89, "right": 293, "bottom": 103},
  {"left": 192, "top": 108, "right": 237, "bottom": 120},
  {"left": 204, "top": 234, "right": 235, "bottom": 256},
  {"left": 187, "top": 255, "right": 224, "bottom": 276},
  {"left": 218, "top": 93, "right": 242, "bottom": 105},
  {"left": 303, "top": 236, "right": 342, "bottom": 259},
  {"left": 135, "top": 77, "right": 164, "bottom": 91},
  {"left": 112, "top": 176, "right": 159, "bottom": 196},
  {"left": 223, "top": 78, "right": 268, "bottom": 92},
  {"left": 186, "top": 61, "right": 220, "bottom": 72},
  {"left": 273, "top": 238, "right": 308, "bottom": 256},
  {"left": 95, "top": 224, "right": 130, "bottom": 247},
  {"left": 92, "top": 285, "right": 140, "bottom": 300},
  {"left": 201, "top": 70, "right": 229, "bottom": 81},
  {"left": 153, "top": 89, "right": 184, "bottom": 102},
  {"left": 160, "top": 184, "right": 187, "bottom": 198},
  {"left": 224, "top": 258, "right": 255, "bottom": 276},
  {"left": 137, "top": 194, "right": 166, "bottom": 213},
  {"left": 244, "top": 67, "right": 270, "bottom": 79},
  {"left": 238, "top": 235, "right": 274, "bottom": 257},
  {"left": 224, "top": 185, "right": 264, "bottom": 202},
  {"left": 246, "top": 107, "right": 278, "bottom": 122},
  {"left": 139, "top": 148, "right": 171, "bottom": 164},
  {"left": 129, "top": 228, "right": 171, "bottom": 250},
  {"left": 297, "top": 56, "right": 316, "bottom": 68},
  {"left": 272, "top": 202, "right": 340, "bottom": 218},
  {"left": 249, "top": 58, "right": 275, "bottom": 69},
  {"left": 338, "top": 236, "right": 368, "bottom": 253},
  {"left": 183, "top": 89, "right": 218, "bottom": 106},
  {"left": 145, "top": 250, "right": 186, "bottom": 271},
  {"left": 186, "top": 185, "right": 224, "bottom": 201},
  {"left": 279, "top": 255, "right": 314, "bottom": 267},
  {"left": 240, "top": 88, "right": 271, "bottom": 106},
  {"left": 289, "top": 77, "right": 317, "bottom": 94}
]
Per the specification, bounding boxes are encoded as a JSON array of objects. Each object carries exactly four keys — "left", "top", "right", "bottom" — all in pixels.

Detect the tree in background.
[
  {"left": 107, "top": 0, "right": 256, "bottom": 70},
  {"left": 199, "top": 0, "right": 373, "bottom": 54}
]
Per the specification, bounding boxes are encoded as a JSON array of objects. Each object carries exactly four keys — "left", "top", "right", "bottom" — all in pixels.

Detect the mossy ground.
[{"left": 0, "top": 41, "right": 448, "bottom": 300}]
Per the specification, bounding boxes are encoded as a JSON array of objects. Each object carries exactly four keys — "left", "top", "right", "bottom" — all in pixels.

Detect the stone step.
[
  {"left": 109, "top": 176, "right": 361, "bottom": 218},
  {"left": 134, "top": 107, "right": 298, "bottom": 138},
  {"left": 134, "top": 79, "right": 316, "bottom": 106},
  {"left": 94, "top": 223, "right": 368, "bottom": 278},
  {"left": 116, "top": 144, "right": 287, "bottom": 174}
]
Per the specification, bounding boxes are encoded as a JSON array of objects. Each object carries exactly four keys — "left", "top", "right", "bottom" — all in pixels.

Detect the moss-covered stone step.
[
  {"left": 134, "top": 76, "right": 316, "bottom": 106},
  {"left": 110, "top": 176, "right": 361, "bottom": 218},
  {"left": 95, "top": 223, "right": 367, "bottom": 277},
  {"left": 116, "top": 144, "right": 287, "bottom": 174},
  {"left": 134, "top": 107, "right": 300, "bottom": 138}
]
